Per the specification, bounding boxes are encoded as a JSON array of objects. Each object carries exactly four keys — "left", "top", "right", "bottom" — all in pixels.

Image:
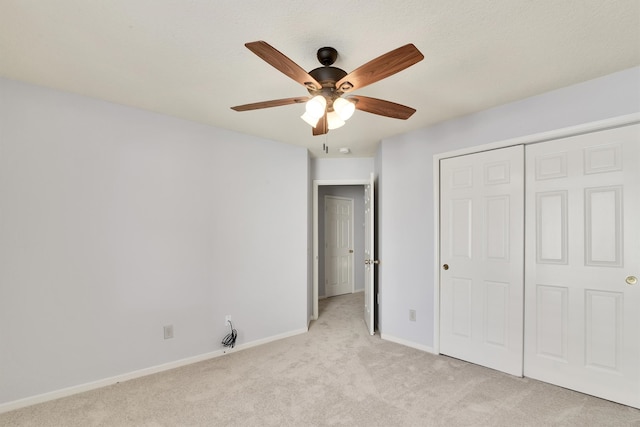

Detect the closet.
[{"left": 439, "top": 123, "right": 640, "bottom": 408}]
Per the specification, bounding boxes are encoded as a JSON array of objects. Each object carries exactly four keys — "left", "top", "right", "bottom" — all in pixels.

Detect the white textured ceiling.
[{"left": 1, "top": 1, "right": 639, "bottom": 157}]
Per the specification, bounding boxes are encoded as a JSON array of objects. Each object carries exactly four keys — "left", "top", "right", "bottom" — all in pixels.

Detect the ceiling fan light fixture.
[
  {"left": 333, "top": 97, "right": 356, "bottom": 121},
  {"left": 327, "top": 111, "right": 345, "bottom": 130},
  {"left": 301, "top": 111, "right": 320, "bottom": 127},
  {"left": 232, "top": 41, "right": 424, "bottom": 138},
  {"left": 305, "top": 95, "right": 327, "bottom": 119}
]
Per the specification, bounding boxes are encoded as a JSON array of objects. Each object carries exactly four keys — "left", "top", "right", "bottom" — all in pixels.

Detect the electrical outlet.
[
  {"left": 225, "top": 315, "right": 231, "bottom": 326},
  {"left": 163, "top": 325, "right": 174, "bottom": 339},
  {"left": 409, "top": 310, "right": 416, "bottom": 322}
]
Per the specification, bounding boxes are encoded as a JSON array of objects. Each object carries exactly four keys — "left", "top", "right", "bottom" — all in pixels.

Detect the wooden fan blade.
[
  {"left": 312, "top": 112, "right": 328, "bottom": 136},
  {"left": 245, "top": 41, "right": 322, "bottom": 90},
  {"left": 231, "top": 97, "right": 309, "bottom": 112},
  {"left": 336, "top": 44, "right": 424, "bottom": 93},
  {"left": 350, "top": 95, "right": 416, "bottom": 120}
]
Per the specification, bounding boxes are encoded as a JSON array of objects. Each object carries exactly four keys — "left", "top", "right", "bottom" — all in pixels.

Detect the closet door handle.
[{"left": 443, "top": 264, "right": 449, "bottom": 271}]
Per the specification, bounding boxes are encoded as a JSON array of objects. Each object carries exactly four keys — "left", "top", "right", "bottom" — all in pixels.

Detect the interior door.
[
  {"left": 364, "top": 173, "right": 375, "bottom": 335},
  {"left": 524, "top": 124, "right": 640, "bottom": 408},
  {"left": 440, "top": 145, "right": 524, "bottom": 376},
  {"left": 324, "top": 196, "right": 354, "bottom": 297}
]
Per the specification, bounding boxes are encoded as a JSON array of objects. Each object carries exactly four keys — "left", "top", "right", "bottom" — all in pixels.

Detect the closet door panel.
[
  {"left": 440, "top": 145, "right": 524, "bottom": 376},
  {"left": 524, "top": 124, "right": 640, "bottom": 409}
]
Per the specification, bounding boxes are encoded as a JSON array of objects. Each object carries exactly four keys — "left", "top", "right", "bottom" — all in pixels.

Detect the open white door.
[{"left": 364, "top": 173, "right": 376, "bottom": 335}]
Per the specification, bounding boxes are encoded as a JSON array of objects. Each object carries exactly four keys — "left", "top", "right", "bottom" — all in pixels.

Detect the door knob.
[
  {"left": 627, "top": 276, "right": 638, "bottom": 285},
  {"left": 443, "top": 264, "right": 449, "bottom": 270}
]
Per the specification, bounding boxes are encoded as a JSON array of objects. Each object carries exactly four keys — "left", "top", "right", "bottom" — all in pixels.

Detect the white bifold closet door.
[
  {"left": 524, "top": 124, "right": 640, "bottom": 409},
  {"left": 440, "top": 145, "right": 524, "bottom": 376}
]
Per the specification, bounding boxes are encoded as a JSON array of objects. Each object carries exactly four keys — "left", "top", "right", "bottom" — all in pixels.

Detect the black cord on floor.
[{"left": 222, "top": 321, "right": 237, "bottom": 348}]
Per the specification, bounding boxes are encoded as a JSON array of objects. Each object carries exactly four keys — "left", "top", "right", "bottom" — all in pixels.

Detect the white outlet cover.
[{"left": 163, "top": 325, "right": 174, "bottom": 339}]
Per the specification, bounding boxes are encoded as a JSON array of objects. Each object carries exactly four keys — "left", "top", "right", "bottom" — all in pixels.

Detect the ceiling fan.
[{"left": 231, "top": 41, "right": 424, "bottom": 136}]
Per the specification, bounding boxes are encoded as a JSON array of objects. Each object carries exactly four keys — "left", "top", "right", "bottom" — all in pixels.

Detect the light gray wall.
[
  {"left": 376, "top": 66, "right": 640, "bottom": 350},
  {"left": 311, "top": 157, "right": 374, "bottom": 181},
  {"left": 4, "top": 64, "right": 638, "bottom": 406},
  {"left": 0, "top": 78, "right": 309, "bottom": 405},
  {"left": 318, "top": 185, "right": 365, "bottom": 297}
]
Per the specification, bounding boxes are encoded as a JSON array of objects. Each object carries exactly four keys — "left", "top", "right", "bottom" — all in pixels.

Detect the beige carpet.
[{"left": 2, "top": 292, "right": 639, "bottom": 426}]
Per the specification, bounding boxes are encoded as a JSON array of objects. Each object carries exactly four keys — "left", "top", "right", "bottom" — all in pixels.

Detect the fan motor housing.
[
  {"left": 309, "top": 66, "right": 347, "bottom": 88},
  {"left": 306, "top": 47, "right": 349, "bottom": 99},
  {"left": 307, "top": 66, "right": 348, "bottom": 106}
]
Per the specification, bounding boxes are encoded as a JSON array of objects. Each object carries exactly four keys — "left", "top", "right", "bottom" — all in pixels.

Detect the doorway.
[
  {"left": 312, "top": 180, "right": 369, "bottom": 322},
  {"left": 319, "top": 187, "right": 364, "bottom": 299}
]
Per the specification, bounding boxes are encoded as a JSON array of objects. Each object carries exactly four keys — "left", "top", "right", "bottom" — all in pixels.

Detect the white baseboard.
[
  {"left": 227, "top": 327, "right": 307, "bottom": 353},
  {"left": 0, "top": 327, "right": 308, "bottom": 414},
  {"left": 319, "top": 289, "right": 363, "bottom": 299},
  {"left": 380, "top": 333, "right": 436, "bottom": 354}
]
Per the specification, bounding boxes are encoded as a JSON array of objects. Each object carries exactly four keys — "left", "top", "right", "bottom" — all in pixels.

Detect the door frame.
[
  {"left": 432, "top": 113, "right": 640, "bottom": 354},
  {"left": 313, "top": 179, "right": 369, "bottom": 320}
]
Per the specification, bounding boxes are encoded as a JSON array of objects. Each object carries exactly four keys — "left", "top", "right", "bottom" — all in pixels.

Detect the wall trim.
[
  {"left": 0, "top": 327, "right": 307, "bottom": 414},
  {"left": 431, "top": 112, "right": 640, "bottom": 355},
  {"left": 381, "top": 333, "right": 436, "bottom": 354}
]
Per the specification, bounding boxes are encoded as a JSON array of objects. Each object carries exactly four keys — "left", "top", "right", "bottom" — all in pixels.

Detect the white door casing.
[
  {"left": 440, "top": 145, "right": 524, "bottom": 376},
  {"left": 524, "top": 124, "right": 640, "bottom": 408},
  {"left": 324, "top": 196, "right": 354, "bottom": 297},
  {"left": 364, "top": 173, "right": 376, "bottom": 335}
]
